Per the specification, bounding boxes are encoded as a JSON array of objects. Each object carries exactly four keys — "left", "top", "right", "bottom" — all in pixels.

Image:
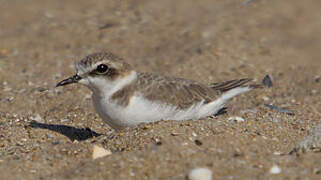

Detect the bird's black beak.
[{"left": 56, "top": 74, "right": 82, "bottom": 87}]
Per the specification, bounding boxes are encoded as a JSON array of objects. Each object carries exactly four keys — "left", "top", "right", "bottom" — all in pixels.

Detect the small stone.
[
  {"left": 289, "top": 124, "right": 321, "bottom": 154},
  {"left": 269, "top": 165, "right": 281, "bottom": 174},
  {"left": 142, "top": 124, "right": 152, "bottom": 130},
  {"left": 46, "top": 133, "right": 55, "bottom": 138},
  {"left": 32, "top": 114, "right": 44, "bottom": 123},
  {"left": 51, "top": 141, "right": 61, "bottom": 145},
  {"left": 313, "top": 168, "right": 321, "bottom": 175},
  {"left": 262, "top": 96, "right": 270, "bottom": 101},
  {"left": 84, "top": 94, "right": 92, "bottom": 100},
  {"left": 228, "top": 116, "right": 245, "bottom": 122},
  {"left": 188, "top": 168, "right": 212, "bottom": 180},
  {"left": 37, "top": 87, "right": 48, "bottom": 92},
  {"left": 264, "top": 104, "right": 294, "bottom": 115},
  {"left": 192, "top": 132, "right": 198, "bottom": 137},
  {"left": 61, "top": 118, "right": 70, "bottom": 122},
  {"left": 152, "top": 137, "right": 162, "bottom": 145},
  {"left": 182, "top": 142, "right": 188, "bottom": 146},
  {"left": 92, "top": 145, "right": 112, "bottom": 160},
  {"left": 194, "top": 139, "right": 203, "bottom": 146},
  {"left": 273, "top": 151, "right": 282, "bottom": 155},
  {"left": 262, "top": 74, "right": 273, "bottom": 88},
  {"left": 30, "top": 170, "right": 37, "bottom": 173},
  {"left": 28, "top": 81, "right": 34, "bottom": 86},
  {"left": 171, "top": 132, "right": 182, "bottom": 136},
  {"left": 16, "top": 141, "right": 24, "bottom": 146}
]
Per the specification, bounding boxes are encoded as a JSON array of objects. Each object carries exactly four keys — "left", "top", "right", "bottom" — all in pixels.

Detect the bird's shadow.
[{"left": 28, "top": 121, "right": 102, "bottom": 141}]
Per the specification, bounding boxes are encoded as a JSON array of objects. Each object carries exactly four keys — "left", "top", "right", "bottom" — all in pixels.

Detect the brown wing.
[
  {"left": 135, "top": 73, "right": 220, "bottom": 109},
  {"left": 111, "top": 73, "right": 261, "bottom": 108}
]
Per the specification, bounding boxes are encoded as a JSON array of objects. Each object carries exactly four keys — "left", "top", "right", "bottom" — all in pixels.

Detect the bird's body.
[{"left": 57, "top": 52, "right": 260, "bottom": 129}]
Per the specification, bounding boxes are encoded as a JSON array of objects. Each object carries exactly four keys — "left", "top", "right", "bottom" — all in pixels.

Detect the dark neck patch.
[{"left": 110, "top": 83, "right": 135, "bottom": 106}]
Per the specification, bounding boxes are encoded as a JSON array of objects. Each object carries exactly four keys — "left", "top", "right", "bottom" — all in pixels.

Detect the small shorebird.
[{"left": 57, "top": 52, "right": 261, "bottom": 129}]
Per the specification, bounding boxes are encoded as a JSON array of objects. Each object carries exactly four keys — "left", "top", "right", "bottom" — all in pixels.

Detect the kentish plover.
[{"left": 57, "top": 52, "right": 261, "bottom": 129}]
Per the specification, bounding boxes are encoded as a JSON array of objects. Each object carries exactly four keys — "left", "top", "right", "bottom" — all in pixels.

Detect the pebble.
[
  {"left": 289, "top": 124, "right": 321, "bottom": 154},
  {"left": 264, "top": 104, "right": 294, "bottom": 115},
  {"left": 194, "top": 139, "right": 203, "bottom": 146},
  {"left": 313, "top": 168, "right": 321, "bottom": 175},
  {"left": 273, "top": 151, "right": 282, "bottom": 155},
  {"left": 61, "top": 118, "right": 70, "bottom": 122},
  {"left": 30, "top": 170, "right": 37, "bottom": 173},
  {"left": 92, "top": 145, "right": 112, "bottom": 160},
  {"left": 262, "top": 74, "right": 273, "bottom": 88},
  {"left": 84, "top": 94, "right": 92, "bottom": 100},
  {"left": 188, "top": 168, "right": 212, "bottom": 180},
  {"left": 28, "top": 81, "right": 34, "bottom": 86},
  {"left": 46, "top": 133, "right": 55, "bottom": 138},
  {"left": 228, "top": 116, "right": 245, "bottom": 122},
  {"left": 51, "top": 141, "right": 61, "bottom": 145},
  {"left": 32, "top": 114, "right": 44, "bottom": 123},
  {"left": 192, "top": 132, "right": 198, "bottom": 137},
  {"left": 262, "top": 96, "right": 270, "bottom": 101},
  {"left": 182, "top": 142, "right": 189, "bottom": 146},
  {"left": 269, "top": 165, "right": 281, "bottom": 174}
]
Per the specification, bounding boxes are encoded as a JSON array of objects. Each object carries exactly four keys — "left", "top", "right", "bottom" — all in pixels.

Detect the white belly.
[{"left": 92, "top": 93, "right": 220, "bottom": 129}]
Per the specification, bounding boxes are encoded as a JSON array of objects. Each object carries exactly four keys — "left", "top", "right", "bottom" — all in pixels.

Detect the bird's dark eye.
[{"left": 96, "top": 64, "right": 108, "bottom": 74}]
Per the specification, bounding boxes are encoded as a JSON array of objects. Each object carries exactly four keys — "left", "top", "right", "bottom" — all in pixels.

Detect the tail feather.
[
  {"left": 201, "top": 78, "right": 263, "bottom": 117},
  {"left": 209, "top": 78, "right": 261, "bottom": 92}
]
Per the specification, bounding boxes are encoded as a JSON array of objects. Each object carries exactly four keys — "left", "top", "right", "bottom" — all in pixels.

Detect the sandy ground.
[{"left": 0, "top": 0, "right": 321, "bottom": 179}]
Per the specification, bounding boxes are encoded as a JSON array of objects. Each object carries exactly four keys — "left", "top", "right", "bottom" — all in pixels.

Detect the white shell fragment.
[
  {"left": 32, "top": 114, "right": 44, "bottom": 123},
  {"left": 92, "top": 145, "right": 112, "bottom": 160},
  {"left": 228, "top": 116, "right": 245, "bottom": 122},
  {"left": 188, "top": 167, "right": 212, "bottom": 180},
  {"left": 269, "top": 164, "right": 281, "bottom": 174}
]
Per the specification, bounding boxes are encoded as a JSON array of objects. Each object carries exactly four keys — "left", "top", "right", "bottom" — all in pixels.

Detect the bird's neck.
[{"left": 92, "top": 70, "right": 138, "bottom": 99}]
